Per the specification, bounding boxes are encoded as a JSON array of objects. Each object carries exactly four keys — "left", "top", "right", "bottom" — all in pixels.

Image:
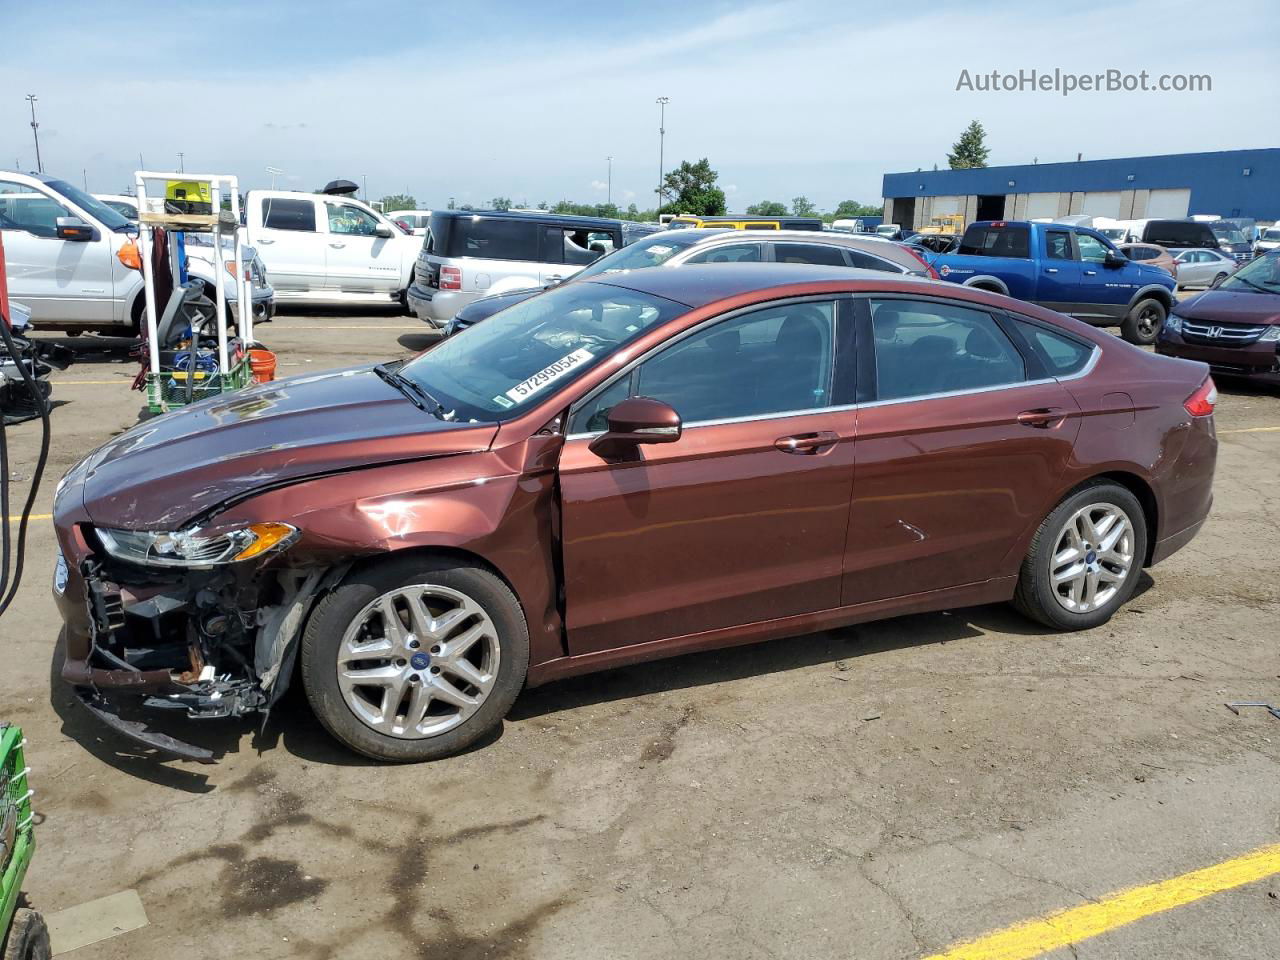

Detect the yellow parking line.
[
  {"left": 1219, "top": 425, "right": 1280, "bottom": 435},
  {"left": 8, "top": 514, "right": 51, "bottom": 523},
  {"left": 283, "top": 324, "right": 424, "bottom": 330},
  {"left": 921, "top": 841, "right": 1280, "bottom": 960}
]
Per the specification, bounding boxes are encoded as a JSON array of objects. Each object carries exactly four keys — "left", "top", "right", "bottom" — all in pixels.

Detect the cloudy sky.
[{"left": 2, "top": 0, "right": 1276, "bottom": 212}]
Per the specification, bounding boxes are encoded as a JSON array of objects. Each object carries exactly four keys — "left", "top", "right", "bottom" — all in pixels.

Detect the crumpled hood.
[
  {"left": 1176, "top": 289, "right": 1280, "bottom": 326},
  {"left": 78, "top": 366, "right": 498, "bottom": 529}
]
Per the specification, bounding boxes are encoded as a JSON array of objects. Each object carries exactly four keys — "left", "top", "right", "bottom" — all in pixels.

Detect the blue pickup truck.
[{"left": 928, "top": 221, "right": 1176, "bottom": 344}]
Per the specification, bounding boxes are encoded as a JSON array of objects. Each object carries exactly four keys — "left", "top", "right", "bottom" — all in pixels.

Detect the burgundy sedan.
[
  {"left": 52, "top": 265, "right": 1218, "bottom": 762},
  {"left": 1157, "top": 251, "right": 1280, "bottom": 386}
]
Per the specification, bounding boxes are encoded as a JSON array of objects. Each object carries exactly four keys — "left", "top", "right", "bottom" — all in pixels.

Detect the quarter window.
[
  {"left": 0, "top": 180, "right": 71, "bottom": 238},
  {"left": 870, "top": 299, "right": 1025, "bottom": 400},
  {"left": 325, "top": 202, "right": 381, "bottom": 236},
  {"left": 845, "top": 249, "right": 903, "bottom": 273},
  {"left": 571, "top": 300, "right": 836, "bottom": 431},
  {"left": 1012, "top": 319, "right": 1094, "bottom": 376},
  {"left": 773, "top": 243, "right": 846, "bottom": 267},
  {"left": 261, "top": 198, "right": 317, "bottom": 232}
]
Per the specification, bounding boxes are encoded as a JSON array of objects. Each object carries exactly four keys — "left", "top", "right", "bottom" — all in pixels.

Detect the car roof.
[
  {"left": 583, "top": 261, "right": 929, "bottom": 308},
  {"left": 431, "top": 209, "right": 621, "bottom": 229}
]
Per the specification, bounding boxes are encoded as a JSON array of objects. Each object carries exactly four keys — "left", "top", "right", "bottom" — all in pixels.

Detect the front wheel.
[
  {"left": 301, "top": 556, "right": 529, "bottom": 762},
  {"left": 1211, "top": 272, "right": 1229, "bottom": 289},
  {"left": 1121, "top": 298, "right": 1165, "bottom": 345},
  {"left": 1012, "top": 481, "right": 1148, "bottom": 631},
  {"left": 2, "top": 908, "right": 52, "bottom": 960}
]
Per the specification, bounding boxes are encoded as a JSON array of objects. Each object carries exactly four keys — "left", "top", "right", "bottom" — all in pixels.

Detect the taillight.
[
  {"left": 440, "top": 265, "right": 462, "bottom": 290},
  {"left": 1183, "top": 376, "right": 1217, "bottom": 417}
]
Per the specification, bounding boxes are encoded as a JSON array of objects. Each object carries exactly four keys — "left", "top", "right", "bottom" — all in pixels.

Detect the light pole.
[
  {"left": 606, "top": 156, "right": 613, "bottom": 206},
  {"left": 266, "top": 165, "right": 283, "bottom": 189},
  {"left": 25, "top": 95, "right": 42, "bottom": 173},
  {"left": 178, "top": 152, "right": 184, "bottom": 173},
  {"left": 655, "top": 96, "right": 669, "bottom": 214}
]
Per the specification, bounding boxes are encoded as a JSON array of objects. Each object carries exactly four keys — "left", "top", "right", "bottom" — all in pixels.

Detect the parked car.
[
  {"left": 439, "top": 228, "right": 938, "bottom": 336},
  {"left": 666, "top": 215, "right": 824, "bottom": 231},
  {"left": 94, "top": 194, "right": 139, "bottom": 220},
  {"left": 1208, "top": 221, "right": 1255, "bottom": 264},
  {"left": 407, "top": 210, "right": 624, "bottom": 327},
  {"left": 905, "top": 234, "right": 960, "bottom": 256},
  {"left": 386, "top": 209, "right": 432, "bottom": 236},
  {"left": 930, "top": 220, "right": 1176, "bottom": 344},
  {"left": 1137, "top": 219, "right": 1219, "bottom": 251},
  {"left": 1256, "top": 225, "right": 1280, "bottom": 256},
  {"left": 240, "top": 189, "right": 421, "bottom": 309},
  {"left": 1157, "top": 251, "right": 1280, "bottom": 385},
  {"left": 1, "top": 171, "right": 270, "bottom": 333},
  {"left": 1171, "top": 247, "right": 1238, "bottom": 289},
  {"left": 51, "top": 263, "right": 1218, "bottom": 762},
  {"left": 1118, "top": 242, "right": 1178, "bottom": 279}
]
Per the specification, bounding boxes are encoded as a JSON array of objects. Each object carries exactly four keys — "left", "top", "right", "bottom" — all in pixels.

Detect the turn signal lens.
[
  {"left": 117, "top": 240, "right": 142, "bottom": 270},
  {"left": 233, "top": 522, "right": 299, "bottom": 561},
  {"left": 1183, "top": 377, "right": 1218, "bottom": 418}
]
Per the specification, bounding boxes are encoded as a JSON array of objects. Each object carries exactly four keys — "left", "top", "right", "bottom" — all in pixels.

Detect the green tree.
[
  {"left": 746, "top": 200, "right": 788, "bottom": 216},
  {"left": 379, "top": 193, "right": 416, "bottom": 212},
  {"left": 488, "top": 196, "right": 513, "bottom": 211},
  {"left": 659, "top": 158, "right": 726, "bottom": 216},
  {"left": 827, "top": 199, "right": 884, "bottom": 222},
  {"left": 948, "top": 120, "right": 990, "bottom": 169},
  {"left": 790, "top": 196, "right": 817, "bottom": 217}
]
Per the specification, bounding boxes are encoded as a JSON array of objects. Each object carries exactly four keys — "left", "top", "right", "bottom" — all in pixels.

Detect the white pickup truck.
[
  {"left": 0, "top": 171, "right": 272, "bottom": 334},
  {"left": 239, "top": 190, "right": 422, "bottom": 309}
]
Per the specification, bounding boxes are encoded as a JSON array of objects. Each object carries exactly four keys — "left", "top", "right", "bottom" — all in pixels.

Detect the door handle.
[
  {"left": 544, "top": 275, "right": 565, "bottom": 283},
  {"left": 1083, "top": 269, "right": 1097, "bottom": 275},
  {"left": 257, "top": 237, "right": 274, "bottom": 244},
  {"left": 775, "top": 430, "right": 839, "bottom": 454},
  {"left": 329, "top": 242, "right": 346, "bottom": 249},
  {"left": 1044, "top": 267, "right": 1059, "bottom": 273},
  {"left": 1017, "top": 408, "right": 1067, "bottom": 429}
]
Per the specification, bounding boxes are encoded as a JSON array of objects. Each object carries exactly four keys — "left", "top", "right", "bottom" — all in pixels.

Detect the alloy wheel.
[
  {"left": 336, "top": 584, "right": 500, "bottom": 739},
  {"left": 1136, "top": 306, "right": 1161, "bottom": 340},
  {"left": 1049, "top": 502, "right": 1134, "bottom": 614}
]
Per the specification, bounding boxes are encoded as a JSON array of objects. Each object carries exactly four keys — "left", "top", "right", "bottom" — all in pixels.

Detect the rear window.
[
  {"left": 1143, "top": 221, "right": 1215, "bottom": 248},
  {"left": 262, "top": 198, "right": 316, "bottom": 232},
  {"left": 958, "top": 225, "right": 1030, "bottom": 259}
]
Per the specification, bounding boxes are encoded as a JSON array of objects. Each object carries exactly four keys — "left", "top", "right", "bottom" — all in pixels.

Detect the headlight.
[
  {"left": 1260, "top": 326, "right": 1280, "bottom": 343},
  {"left": 1165, "top": 312, "right": 1183, "bottom": 333},
  {"left": 96, "top": 522, "right": 298, "bottom": 568}
]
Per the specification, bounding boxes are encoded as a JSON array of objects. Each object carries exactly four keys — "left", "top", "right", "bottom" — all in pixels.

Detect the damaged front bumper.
[{"left": 58, "top": 547, "right": 340, "bottom": 762}]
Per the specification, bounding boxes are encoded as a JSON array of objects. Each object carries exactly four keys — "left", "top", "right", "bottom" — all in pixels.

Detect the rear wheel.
[
  {"left": 1012, "top": 481, "right": 1148, "bottom": 631},
  {"left": 1121, "top": 298, "right": 1165, "bottom": 345},
  {"left": 2, "top": 908, "right": 52, "bottom": 960},
  {"left": 301, "top": 556, "right": 529, "bottom": 762},
  {"left": 1211, "top": 272, "right": 1229, "bottom": 289}
]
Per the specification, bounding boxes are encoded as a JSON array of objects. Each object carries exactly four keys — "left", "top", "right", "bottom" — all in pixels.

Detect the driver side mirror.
[
  {"left": 374, "top": 223, "right": 394, "bottom": 238},
  {"left": 588, "top": 397, "right": 682, "bottom": 460},
  {"left": 55, "top": 216, "right": 94, "bottom": 242},
  {"left": 1103, "top": 250, "right": 1127, "bottom": 268}
]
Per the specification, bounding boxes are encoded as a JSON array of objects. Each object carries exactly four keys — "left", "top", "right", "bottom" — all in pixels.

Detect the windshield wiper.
[{"left": 373, "top": 363, "right": 447, "bottom": 419}]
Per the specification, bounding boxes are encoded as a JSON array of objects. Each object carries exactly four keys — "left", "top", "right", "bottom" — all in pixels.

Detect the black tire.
[
  {"left": 1012, "top": 480, "right": 1148, "bottom": 631},
  {"left": 1211, "top": 272, "right": 1228, "bottom": 289},
  {"left": 1121, "top": 297, "right": 1165, "bottom": 345},
  {"left": 300, "top": 555, "right": 529, "bottom": 762},
  {"left": 2, "top": 909, "right": 52, "bottom": 960}
]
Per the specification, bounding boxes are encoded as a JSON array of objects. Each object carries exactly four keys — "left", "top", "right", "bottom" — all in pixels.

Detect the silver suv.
[{"left": 407, "top": 211, "right": 624, "bottom": 327}]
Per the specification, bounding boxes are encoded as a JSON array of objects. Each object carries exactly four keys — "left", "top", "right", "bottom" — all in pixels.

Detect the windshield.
[
  {"left": 1264, "top": 229, "right": 1280, "bottom": 241},
  {"left": 43, "top": 179, "right": 132, "bottom": 232},
  {"left": 572, "top": 231, "right": 706, "bottom": 280},
  {"left": 1212, "top": 225, "right": 1247, "bottom": 244},
  {"left": 399, "top": 282, "right": 686, "bottom": 421},
  {"left": 1099, "top": 228, "right": 1127, "bottom": 241},
  {"left": 1219, "top": 252, "right": 1280, "bottom": 294}
]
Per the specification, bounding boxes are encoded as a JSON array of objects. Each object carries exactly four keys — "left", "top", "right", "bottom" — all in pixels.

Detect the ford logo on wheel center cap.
[{"left": 410, "top": 652, "right": 431, "bottom": 670}]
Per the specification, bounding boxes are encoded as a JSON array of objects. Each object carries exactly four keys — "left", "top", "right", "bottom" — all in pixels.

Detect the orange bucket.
[{"left": 248, "top": 348, "right": 277, "bottom": 384}]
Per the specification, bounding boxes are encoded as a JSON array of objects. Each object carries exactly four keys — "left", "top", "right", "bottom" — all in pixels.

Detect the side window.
[
  {"left": 1076, "top": 233, "right": 1109, "bottom": 263},
  {"left": 0, "top": 180, "right": 70, "bottom": 238},
  {"left": 570, "top": 301, "right": 837, "bottom": 431},
  {"left": 261, "top": 198, "right": 316, "bottom": 232},
  {"left": 684, "top": 243, "right": 762, "bottom": 264},
  {"left": 1045, "top": 230, "right": 1073, "bottom": 260},
  {"left": 845, "top": 249, "right": 902, "bottom": 273},
  {"left": 773, "top": 243, "right": 845, "bottom": 267},
  {"left": 871, "top": 299, "right": 1025, "bottom": 400},
  {"left": 325, "top": 202, "right": 380, "bottom": 236},
  {"left": 1012, "top": 318, "right": 1094, "bottom": 376},
  {"left": 551, "top": 228, "right": 611, "bottom": 265}
]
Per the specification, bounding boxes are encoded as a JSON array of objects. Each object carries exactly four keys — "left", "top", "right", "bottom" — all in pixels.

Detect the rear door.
[
  {"left": 0, "top": 178, "right": 115, "bottom": 323},
  {"left": 538, "top": 226, "right": 615, "bottom": 286},
  {"left": 1036, "top": 227, "right": 1082, "bottom": 310},
  {"left": 844, "top": 296, "right": 1082, "bottom": 605},
  {"left": 321, "top": 200, "right": 401, "bottom": 295},
  {"left": 255, "top": 196, "right": 324, "bottom": 293},
  {"left": 557, "top": 297, "right": 856, "bottom": 654}
]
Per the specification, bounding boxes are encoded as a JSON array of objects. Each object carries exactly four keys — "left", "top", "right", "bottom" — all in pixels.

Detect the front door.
[
  {"left": 1073, "top": 230, "right": 1134, "bottom": 319},
  {"left": 0, "top": 178, "right": 115, "bottom": 324},
  {"left": 844, "top": 297, "right": 1082, "bottom": 605},
  {"left": 322, "top": 201, "right": 401, "bottom": 295},
  {"left": 557, "top": 298, "right": 856, "bottom": 654}
]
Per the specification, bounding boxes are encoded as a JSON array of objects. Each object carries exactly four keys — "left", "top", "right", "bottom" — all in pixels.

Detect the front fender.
[{"left": 1127, "top": 282, "right": 1174, "bottom": 310}]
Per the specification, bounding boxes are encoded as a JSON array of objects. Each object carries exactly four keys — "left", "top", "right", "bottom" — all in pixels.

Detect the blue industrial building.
[{"left": 881, "top": 148, "right": 1279, "bottom": 231}]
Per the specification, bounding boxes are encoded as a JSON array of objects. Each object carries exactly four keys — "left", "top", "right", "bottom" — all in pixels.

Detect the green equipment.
[{"left": 1, "top": 724, "right": 48, "bottom": 959}]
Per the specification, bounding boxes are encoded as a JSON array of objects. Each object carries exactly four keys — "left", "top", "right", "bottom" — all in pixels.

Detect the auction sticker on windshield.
[{"left": 505, "top": 348, "right": 594, "bottom": 404}]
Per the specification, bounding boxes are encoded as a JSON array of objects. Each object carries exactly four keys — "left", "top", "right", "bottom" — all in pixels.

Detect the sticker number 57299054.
[{"left": 504, "top": 348, "right": 594, "bottom": 404}]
